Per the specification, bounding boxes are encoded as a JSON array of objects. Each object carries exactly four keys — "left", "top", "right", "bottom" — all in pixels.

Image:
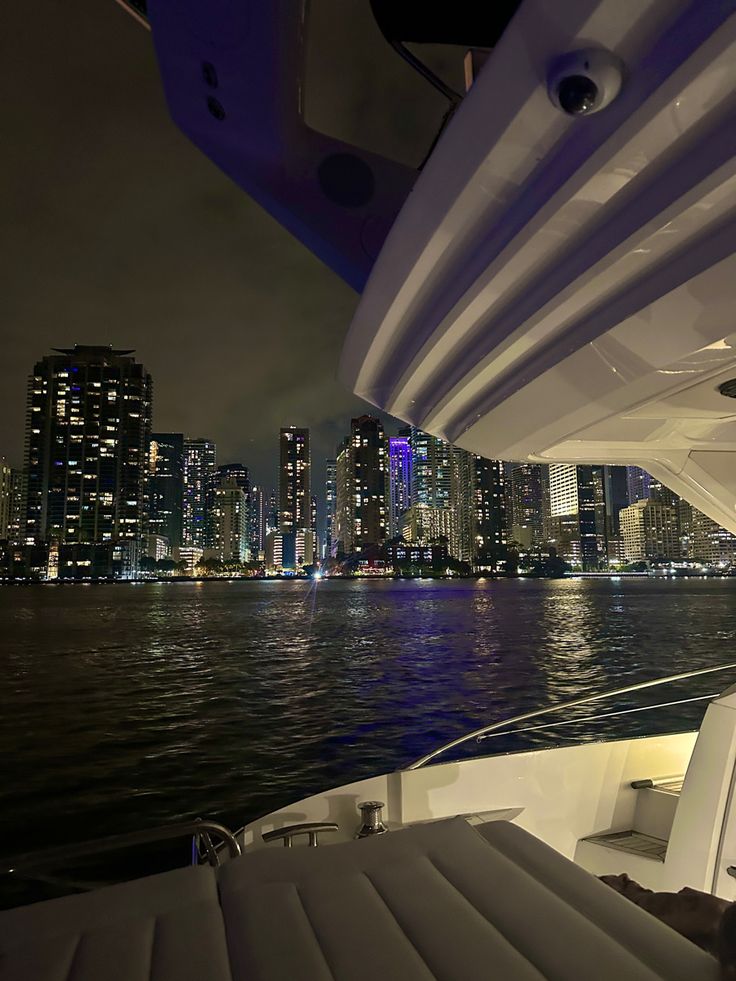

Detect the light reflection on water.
[{"left": 1, "top": 577, "right": 735, "bottom": 867}]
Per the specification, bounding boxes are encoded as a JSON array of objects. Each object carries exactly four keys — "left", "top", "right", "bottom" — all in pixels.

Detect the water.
[{"left": 1, "top": 577, "right": 735, "bottom": 904}]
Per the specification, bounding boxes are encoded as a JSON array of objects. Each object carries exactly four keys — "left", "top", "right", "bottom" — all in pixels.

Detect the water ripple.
[{"left": 1, "top": 577, "right": 735, "bottom": 873}]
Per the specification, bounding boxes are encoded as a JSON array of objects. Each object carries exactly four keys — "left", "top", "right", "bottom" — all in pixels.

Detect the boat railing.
[
  {"left": 2, "top": 818, "right": 241, "bottom": 886},
  {"left": 408, "top": 661, "right": 736, "bottom": 770}
]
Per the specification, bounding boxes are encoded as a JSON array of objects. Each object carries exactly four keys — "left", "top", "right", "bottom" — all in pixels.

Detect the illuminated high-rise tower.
[
  {"left": 183, "top": 438, "right": 217, "bottom": 549},
  {"left": 545, "top": 464, "right": 602, "bottom": 570},
  {"left": 148, "top": 433, "right": 184, "bottom": 554},
  {"left": 0, "top": 458, "right": 11, "bottom": 540},
  {"left": 388, "top": 435, "right": 411, "bottom": 538},
  {"left": 249, "top": 484, "right": 267, "bottom": 558},
  {"left": 279, "top": 427, "right": 312, "bottom": 568},
  {"left": 451, "top": 449, "right": 507, "bottom": 568},
  {"left": 24, "top": 346, "right": 152, "bottom": 556},
  {"left": 409, "top": 427, "right": 452, "bottom": 509},
  {"left": 351, "top": 415, "right": 387, "bottom": 551},
  {"left": 508, "top": 463, "right": 544, "bottom": 549},
  {"left": 324, "top": 460, "right": 337, "bottom": 558}
]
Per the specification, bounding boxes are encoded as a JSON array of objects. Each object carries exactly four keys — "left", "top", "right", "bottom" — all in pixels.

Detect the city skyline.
[{"left": 3, "top": 342, "right": 736, "bottom": 580}]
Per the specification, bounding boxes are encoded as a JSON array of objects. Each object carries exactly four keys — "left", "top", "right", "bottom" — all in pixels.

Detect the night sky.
[{"left": 3, "top": 2, "right": 458, "bottom": 490}]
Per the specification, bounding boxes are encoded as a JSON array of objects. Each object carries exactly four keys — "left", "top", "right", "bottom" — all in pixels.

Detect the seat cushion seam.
[
  {"left": 422, "top": 856, "right": 548, "bottom": 978},
  {"left": 470, "top": 830, "right": 713, "bottom": 975},
  {"left": 426, "top": 852, "right": 666, "bottom": 981},
  {"left": 359, "top": 870, "right": 439, "bottom": 980},
  {"left": 363, "top": 864, "right": 546, "bottom": 981},
  {"left": 293, "top": 883, "right": 337, "bottom": 981}
]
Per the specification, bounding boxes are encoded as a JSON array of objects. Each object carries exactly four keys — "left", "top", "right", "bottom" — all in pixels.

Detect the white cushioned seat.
[
  {"left": 0, "top": 818, "right": 720, "bottom": 980},
  {"left": 0, "top": 864, "right": 232, "bottom": 981}
]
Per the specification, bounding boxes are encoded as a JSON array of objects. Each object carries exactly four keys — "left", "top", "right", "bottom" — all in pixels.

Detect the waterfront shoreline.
[{"left": 5, "top": 570, "right": 733, "bottom": 586}]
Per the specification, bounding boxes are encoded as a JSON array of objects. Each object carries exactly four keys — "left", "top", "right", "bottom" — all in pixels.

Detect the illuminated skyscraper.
[
  {"left": 310, "top": 494, "right": 318, "bottom": 559},
  {"left": 351, "top": 415, "right": 387, "bottom": 551},
  {"left": 684, "top": 505, "right": 736, "bottom": 565},
  {"left": 472, "top": 454, "right": 507, "bottom": 570},
  {"left": 388, "top": 435, "right": 411, "bottom": 537},
  {"left": 620, "top": 500, "right": 680, "bottom": 562},
  {"left": 0, "top": 458, "right": 11, "bottom": 540},
  {"left": 7, "top": 469, "right": 24, "bottom": 543},
  {"left": 626, "top": 467, "right": 678, "bottom": 507},
  {"left": 333, "top": 417, "right": 388, "bottom": 555},
  {"left": 218, "top": 463, "right": 249, "bottom": 494},
  {"left": 508, "top": 463, "right": 544, "bottom": 549},
  {"left": 401, "top": 428, "right": 454, "bottom": 550},
  {"left": 324, "top": 460, "right": 336, "bottom": 558},
  {"left": 24, "top": 346, "right": 152, "bottom": 559},
  {"left": 451, "top": 449, "right": 507, "bottom": 568},
  {"left": 410, "top": 427, "right": 452, "bottom": 509},
  {"left": 626, "top": 466, "right": 653, "bottom": 504},
  {"left": 603, "top": 465, "right": 629, "bottom": 535},
  {"left": 249, "top": 484, "right": 267, "bottom": 558},
  {"left": 147, "top": 433, "right": 184, "bottom": 554},
  {"left": 183, "top": 438, "right": 216, "bottom": 549},
  {"left": 279, "top": 427, "right": 312, "bottom": 568},
  {"left": 545, "top": 464, "right": 601, "bottom": 570},
  {"left": 214, "top": 479, "right": 248, "bottom": 562},
  {"left": 334, "top": 438, "right": 352, "bottom": 555}
]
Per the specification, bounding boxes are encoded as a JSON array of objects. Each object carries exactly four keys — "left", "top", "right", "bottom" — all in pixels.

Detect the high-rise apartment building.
[
  {"left": 0, "top": 458, "right": 11, "bottom": 540},
  {"left": 218, "top": 463, "right": 249, "bottom": 494},
  {"left": 183, "top": 438, "right": 216, "bottom": 549},
  {"left": 401, "top": 428, "right": 454, "bottom": 551},
  {"left": 626, "top": 466, "right": 653, "bottom": 504},
  {"left": 310, "top": 494, "right": 319, "bottom": 560},
  {"left": 324, "top": 460, "right": 336, "bottom": 558},
  {"left": 332, "top": 417, "right": 388, "bottom": 555},
  {"left": 619, "top": 500, "right": 680, "bottom": 562},
  {"left": 147, "top": 433, "right": 184, "bottom": 555},
  {"left": 388, "top": 435, "right": 412, "bottom": 538},
  {"left": 401, "top": 504, "right": 454, "bottom": 546},
  {"left": 688, "top": 507, "right": 736, "bottom": 565},
  {"left": 450, "top": 448, "right": 475, "bottom": 563},
  {"left": 7, "top": 469, "right": 24, "bottom": 543},
  {"left": 214, "top": 478, "right": 248, "bottom": 562},
  {"left": 249, "top": 484, "right": 267, "bottom": 559},
  {"left": 351, "top": 416, "right": 387, "bottom": 551},
  {"left": 626, "top": 466, "right": 678, "bottom": 507},
  {"left": 279, "top": 427, "right": 312, "bottom": 568},
  {"left": 545, "top": 464, "right": 601, "bottom": 570},
  {"left": 410, "top": 427, "right": 452, "bottom": 509},
  {"left": 449, "top": 449, "right": 507, "bottom": 568},
  {"left": 267, "top": 489, "right": 278, "bottom": 531},
  {"left": 508, "top": 463, "right": 544, "bottom": 549},
  {"left": 24, "top": 346, "right": 152, "bottom": 559},
  {"left": 334, "top": 438, "right": 352, "bottom": 556},
  {"left": 603, "top": 465, "right": 629, "bottom": 536},
  {"left": 472, "top": 455, "right": 507, "bottom": 570}
]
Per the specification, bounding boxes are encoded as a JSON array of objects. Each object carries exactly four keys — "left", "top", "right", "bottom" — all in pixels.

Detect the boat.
[{"left": 4, "top": 0, "right": 736, "bottom": 977}]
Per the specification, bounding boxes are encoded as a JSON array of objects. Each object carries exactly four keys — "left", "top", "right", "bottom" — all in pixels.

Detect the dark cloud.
[{"left": 3, "top": 0, "right": 462, "bottom": 492}]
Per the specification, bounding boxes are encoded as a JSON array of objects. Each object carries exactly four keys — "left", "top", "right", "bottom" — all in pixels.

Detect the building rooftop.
[{"left": 52, "top": 345, "right": 135, "bottom": 356}]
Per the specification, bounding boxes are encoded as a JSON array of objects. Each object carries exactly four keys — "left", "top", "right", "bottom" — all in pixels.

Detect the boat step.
[{"left": 581, "top": 830, "right": 668, "bottom": 862}]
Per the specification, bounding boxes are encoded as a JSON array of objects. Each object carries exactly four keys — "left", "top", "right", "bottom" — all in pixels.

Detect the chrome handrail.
[
  {"left": 473, "top": 693, "right": 717, "bottom": 742},
  {"left": 2, "top": 819, "right": 241, "bottom": 876},
  {"left": 408, "top": 661, "right": 736, "bottom": 769}
]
